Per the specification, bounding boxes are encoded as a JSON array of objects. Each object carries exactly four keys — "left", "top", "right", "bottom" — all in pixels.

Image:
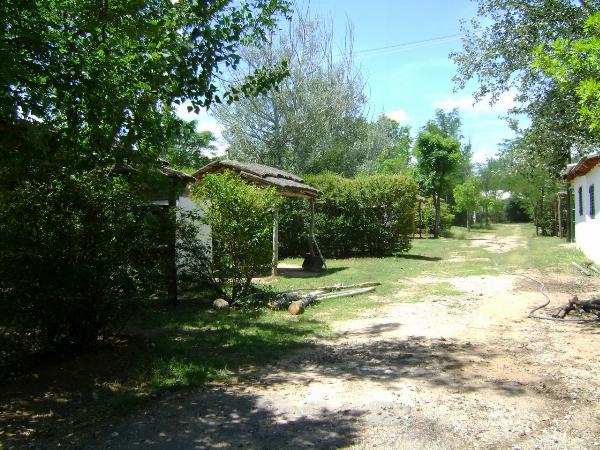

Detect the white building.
[{"left": 564, "top": 153, "right": 600, "bottom": 263}]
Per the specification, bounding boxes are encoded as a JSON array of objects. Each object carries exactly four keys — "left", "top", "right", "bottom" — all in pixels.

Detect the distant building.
[{"left": 563, "top": 153, "right": 600, "bottom": 263}]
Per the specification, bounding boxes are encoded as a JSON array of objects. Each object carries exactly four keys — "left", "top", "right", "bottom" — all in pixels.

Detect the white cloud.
[
  {"left": 433, "top": 91, "right": 517, "bottom": 116},
  {"left": 384, "top": 108, "right": 411, "bottom": 123}
]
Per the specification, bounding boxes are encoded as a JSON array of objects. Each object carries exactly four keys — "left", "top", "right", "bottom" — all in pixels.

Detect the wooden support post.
[
  {"left": 557, "top": 194, "right": 563, "bottom": 238},
  {"left": 272, "top": 209, "right": 279, "bottom": 277},
  {"left": 167, "top": 183, "right": 178, "bottom": 306},
  {"left": 308, "top": 198, "right": 316, "bottom": 256},
  {"left": 418, "top": 201, "right": 422, "bottom": 239}
]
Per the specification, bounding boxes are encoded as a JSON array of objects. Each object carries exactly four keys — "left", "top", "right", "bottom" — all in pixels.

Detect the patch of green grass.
[{"left": 124, "top": 304, "right": 328, "bottom": 398}]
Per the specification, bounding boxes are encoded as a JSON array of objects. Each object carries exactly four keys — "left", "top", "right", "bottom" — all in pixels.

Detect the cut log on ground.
[
  {"left": 288, "top": 286, "right": 376, "bottom": 315},
  {"left": 272, "top": 282, "right": 381, "bottom": 310},
  {"left": 554, "top": 296, "right": 600, "bottom": 319},
  {"left": 572, "top": 262, "right": 592, "bottom": 276}
]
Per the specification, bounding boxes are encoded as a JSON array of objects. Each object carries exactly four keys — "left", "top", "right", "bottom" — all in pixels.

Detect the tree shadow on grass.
[
  {"left": 0, "top": 301, "right": 326, "bottom": 449},
  {"left": 395, "top": 254, "right": 442, "bottom": 262},
  {"left": 277, "top": 266, "right": 348, "bottom": 279}
]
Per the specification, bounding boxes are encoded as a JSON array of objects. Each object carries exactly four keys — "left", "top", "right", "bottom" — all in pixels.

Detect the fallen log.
[
  {"left": 572, "top": 262, "right": 592, "bottom": 276},
  {"left": 554, "top": 295, "right": 600, "bottom": 319},
  {"left": 589, "top": 264, "right": 600, "bottom": 275},
  {"left": 291, "top": 282, "right": 381, "bottom": 293},
  {"left": 271, "top": 282, "right": 381, "bottom": 310},
  {"left": 288, "top": 286, "right": 376, "bottom": 315}
]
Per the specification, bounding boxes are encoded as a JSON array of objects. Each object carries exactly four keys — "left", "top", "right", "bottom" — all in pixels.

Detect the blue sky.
[{"left": 178, "top": 0, "right": 520, "bottom": 163}]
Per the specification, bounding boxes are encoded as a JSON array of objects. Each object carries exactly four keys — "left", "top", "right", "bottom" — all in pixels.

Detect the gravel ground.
[{"left": 88, "top": 235, "right": 600, "bottom": 450}]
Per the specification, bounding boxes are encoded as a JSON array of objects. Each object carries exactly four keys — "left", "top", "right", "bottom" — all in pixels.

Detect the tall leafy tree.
[
  {"left": 453, "top": 177, "right": 482, "bottom": 230},
  {"left": 214, "top": 9, "right": 367, "bottom": 175},
  {"left": 414, "top": 130, "right": 463, "bottom": 238},
  {"left": 451, "top": 0, "right": 600, "bottom": 171},
  {"left": 0, "top": 0, "right": 289, "bottom": 348},
  {"left": 533, "top": 11, "right": 600, "bottom": 132},
  {"left": 162, "top": 120, "right": 216, "bottom": 170},
  {"left": 357, "top": 115, "right": 412, "bottom": 175}
]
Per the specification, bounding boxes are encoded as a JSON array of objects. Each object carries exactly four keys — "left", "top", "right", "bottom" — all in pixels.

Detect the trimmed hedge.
[{"left": 279, "top": 173, "right": 418, "bottom": 258}]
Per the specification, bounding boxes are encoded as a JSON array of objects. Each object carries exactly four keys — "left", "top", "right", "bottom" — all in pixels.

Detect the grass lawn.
[{"left": 0, "top": 223, "right": 590, "bottom": 447}]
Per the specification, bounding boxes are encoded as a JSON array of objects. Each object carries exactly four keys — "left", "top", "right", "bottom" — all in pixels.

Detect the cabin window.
[
  {"left": 578, "top": 186, "right": 583, "bottom": 216},
  {"left": 590, "top": 184, "right": 596, "bottom": 219}
]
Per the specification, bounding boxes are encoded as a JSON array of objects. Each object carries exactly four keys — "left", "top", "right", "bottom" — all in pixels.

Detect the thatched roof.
[{"left": 192, "top": 160, "right": 320, "bottom": 199}]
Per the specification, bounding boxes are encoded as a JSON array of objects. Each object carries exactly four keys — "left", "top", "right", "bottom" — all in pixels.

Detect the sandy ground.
[{"left": 89, "top": 233, "right": 600, "bottom": 450}]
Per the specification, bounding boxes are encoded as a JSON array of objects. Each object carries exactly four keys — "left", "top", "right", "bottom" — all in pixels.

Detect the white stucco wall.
[
  {"left": 573, "top": 164, "right": 600, "bottom": 264},
  {"left": 177, "top": 194, "right": 212, "bottom": 251}
]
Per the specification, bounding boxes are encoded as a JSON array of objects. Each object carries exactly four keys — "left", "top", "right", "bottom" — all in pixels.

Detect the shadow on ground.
[
  {"left": 0, "top": 302, "right": 324, "bottom": 449},
  {"left": 396, "top": 254, "right": 442, "bottom": 262},
  {"left": 86, "top": 388, "right": 364, "bottom": 449},
  {"left": 2, "top": 303, "right": 579, "bottom": 448},
  {"left": 277, "top": 266, "right": 348, "bottom": 278}
]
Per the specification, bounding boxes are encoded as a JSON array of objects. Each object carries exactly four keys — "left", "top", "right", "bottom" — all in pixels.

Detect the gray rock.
[{"left": 213, "top": 298, "right": 230, "bottom": 309}]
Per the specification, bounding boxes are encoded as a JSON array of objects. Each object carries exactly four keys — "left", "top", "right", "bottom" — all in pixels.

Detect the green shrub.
[
  {"left": 0, "top": 170, "right": 166, "bottom": 351},
  {"left": 420, "top": 198, "right": 454, "bottom": 236},
  {"left": 279, "top": 173, "right": 417, "bottom": 257},
  {"left": 186, "top": 171, "right": 281, "bottom": 301}
]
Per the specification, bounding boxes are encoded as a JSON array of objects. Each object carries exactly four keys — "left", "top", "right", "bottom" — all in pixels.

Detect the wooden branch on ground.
[
  {"left": 288, "top": 286, "right": 376, "bottom": 315},
  {"left": 572, "top": 262, "right": 592, "bottom": 276},
  {"left": 554, "top": 295, "right": 600, "bottom": 319},
  {"left": 271, "top": 282, "right": 381, "bottom": 310}
]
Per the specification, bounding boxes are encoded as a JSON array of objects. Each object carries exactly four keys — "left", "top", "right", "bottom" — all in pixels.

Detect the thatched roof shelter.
[
  {"left": 193, "top": 159, "right": 324, "bottom": 275},
  {"left": 192, "top": 160, "right": 320, "bottom": 199}
]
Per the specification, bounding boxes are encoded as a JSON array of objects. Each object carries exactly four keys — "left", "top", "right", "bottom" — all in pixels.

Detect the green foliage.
[
  {"left": 279, "top": 173, "right": 417, "bottom": 258},
  {"left": 162, "top": 120, "right": 216, "bottom": 169},
  {"left": 453, "top": 177, "right": 482, "bottom": 230},
  {"left": 533, "top": 12, "right": 600, "bottom": 132},
  {"left": 420, "top": 199, "right": 455, "bottom": 236},
  {"left": 214, "top": 10, "right": 389, "bottom": 177},
  {"left": 188, "top": 172, "right": 281, "bottom": 301},
  {"left": 452, "top": 0, "right": 600, "bottom": 174},
  {"left": 0, "top": 0, "right": 289, "bottom": 350},
  {"left": 0, "top": 169, "right": 165, "bottom": 349},
  {"left": 414, "top": 120, "right": 463, "bottom": 238},
  {"left": 495, "top": 136, "right": 563, "bottom": 234}
]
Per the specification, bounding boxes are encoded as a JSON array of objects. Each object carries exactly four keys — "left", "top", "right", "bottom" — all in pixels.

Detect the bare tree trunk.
[
  {"left": 466, "top": 209, "right": 470, "bottom": 231},
  {"left": 433, "top": 194, "right": 441, "bottom": 238}
]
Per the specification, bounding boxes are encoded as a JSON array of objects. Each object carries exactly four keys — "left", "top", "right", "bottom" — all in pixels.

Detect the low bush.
[
  {"left": 279, "top": 173, "right": 417, "bottom": 258},
  {"left": 181, "top": 171, "right": 281, "bottom": 302}
]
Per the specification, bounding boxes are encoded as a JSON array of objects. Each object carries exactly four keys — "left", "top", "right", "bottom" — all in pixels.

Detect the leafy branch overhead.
[{"left": 533, "top": 12, "right": 600, "bottom": 132}]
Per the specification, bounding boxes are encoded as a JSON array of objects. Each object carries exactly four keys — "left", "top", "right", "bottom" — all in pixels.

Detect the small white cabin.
[{"left": 564, "top": 153, "right": 600, "bottom": 263}]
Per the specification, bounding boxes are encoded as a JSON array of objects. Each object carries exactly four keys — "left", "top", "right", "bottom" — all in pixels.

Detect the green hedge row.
[{"left": 279, "top": 173, "right": 418, "bottom": 258}]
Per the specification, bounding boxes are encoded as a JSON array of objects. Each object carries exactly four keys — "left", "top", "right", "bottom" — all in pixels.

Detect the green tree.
[
  {"left": 414, "top": 130, "right": 463, "bottom": 238},
  {"left": 451, "top": 0, "right": 600, "bottom": 172},
  {"left": 497, "top": 135, "right": 563, "bottom": 235},
  {"left": 359, "top": 115, "right": 412, "bottom": 175},
  {"left": 453, "top": 177, "right": 482, "bottom": 231},
  {"left": 162, "top": 120, "right": 216, "bottom": 170},
  {"left": 533, "top": 11, "right": 600, "bottom": 132},
  {"left": 0, "top": 0, "right": 289, "bottom": 349},
  {"left": 214, "top": 10, "right": 367, "bottom": 175}
]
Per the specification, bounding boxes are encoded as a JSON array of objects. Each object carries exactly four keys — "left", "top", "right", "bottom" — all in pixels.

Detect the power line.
[{"left": 341, "top": 33, "right": 463, "bottom": 58}]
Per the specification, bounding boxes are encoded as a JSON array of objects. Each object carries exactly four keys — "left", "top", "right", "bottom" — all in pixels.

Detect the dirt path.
[{"left": 90, "top": 231, "right": 600, "bottom": 449}]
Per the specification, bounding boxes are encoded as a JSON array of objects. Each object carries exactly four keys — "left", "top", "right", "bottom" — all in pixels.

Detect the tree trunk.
[
  {"left": 433, "top": 194, "right": 441, "bottom": 238},
  {"left": 466, "top": 209, "right": 470, "bottom": 231}
]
